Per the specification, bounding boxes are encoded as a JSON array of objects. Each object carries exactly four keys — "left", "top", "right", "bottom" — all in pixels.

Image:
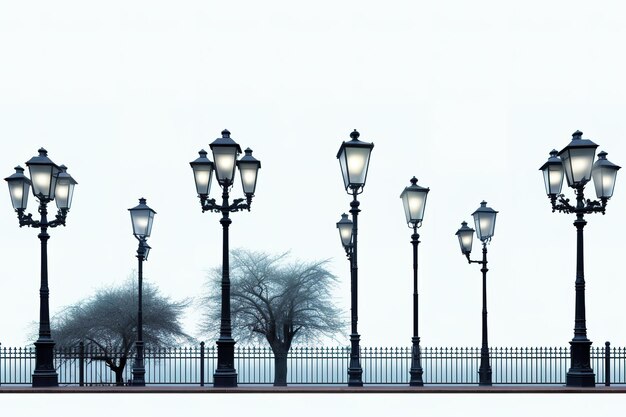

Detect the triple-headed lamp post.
[
  {"left": 400, "top": 177, "right": 430, "bottom": 387},
  {"left": 335, "top": 129, "right": 373, "bottom": 387},
  {"left": 455, "top": 201, "right": 498, "bottom": 386},
  {"left": 190, "top": 129, "right": 261, "bottom": 388},
  {"left": 128, "top": 198, "right": 156, "bottom": 387},
  {"left": 540, "top": 130, "right": 620, "bottom": 387},
  {"left": 4, "top": 149, "right": 77, "bottom": 387}
]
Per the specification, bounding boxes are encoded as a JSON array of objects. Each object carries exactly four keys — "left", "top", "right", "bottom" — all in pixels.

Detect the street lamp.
[
  {"left": 190, "top": 129, "right": 261, "bottom": 388},
  {"left": 539, "top": 130, "right": 620, "bottom": 387},
  {"left": 336, "top": 129, "right": 373, "bottom": 387},
  {"left": 4, "top": 149, "right": 77, "bottom": 387},
  {"left": 128, "top": 198, "right": 156, "bottom": 387},
  {"left": 400, "top": 177, "right": 429, "bottom": 387},
  {"left": 455, "top": 200, "right": 498, "bottom": 386}
]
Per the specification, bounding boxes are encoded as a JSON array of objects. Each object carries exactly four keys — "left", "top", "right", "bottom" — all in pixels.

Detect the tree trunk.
[
  {"left": 273, "top": 347, "right": 288, "bottom": 386},
  {"left": 114, "top": 367, "right": 125, "bottom": 386},
  {"left": 109, "top": 357, "right": 127, "bottom": 386}
]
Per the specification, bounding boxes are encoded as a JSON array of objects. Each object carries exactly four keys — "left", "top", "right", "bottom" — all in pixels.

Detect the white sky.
[{"left": 1, "top": 1, "right": 626, "bottom": 356}]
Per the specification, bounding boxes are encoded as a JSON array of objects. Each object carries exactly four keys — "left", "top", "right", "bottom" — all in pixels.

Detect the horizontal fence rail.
[{"left": 1, "top": 343, "right": 625, "bottom": 386}]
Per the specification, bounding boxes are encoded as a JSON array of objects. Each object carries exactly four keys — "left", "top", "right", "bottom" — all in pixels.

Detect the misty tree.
[
  {"left": 202, "top": 249, "right": 344, "bottom": 386},
  {"left": 52, "top": 276, "right": 192, "bottom": 386}
]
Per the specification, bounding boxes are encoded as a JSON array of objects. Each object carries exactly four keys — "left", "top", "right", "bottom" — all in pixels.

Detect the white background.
[{"left": 1, "top": 0, "right": 626, "bottom": 364}]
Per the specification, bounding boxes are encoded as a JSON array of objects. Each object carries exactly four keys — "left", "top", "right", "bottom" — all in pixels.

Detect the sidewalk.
[{"left": 1, "top": 385, "right": 626, "bottom": 393}]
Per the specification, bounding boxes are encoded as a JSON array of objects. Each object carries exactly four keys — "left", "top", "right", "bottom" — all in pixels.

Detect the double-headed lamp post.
[
  {"left": 335, "top": 129, "right": 373, "bottom": 387},
  {"left": 190, "top": 129, "right": 261, "bottom": 388},
  {"left": 4, "top": 149, "right": 77, "bottom": 387},
  {"left": 455, "top": 201, "right": 498, "bottom": 386},
  {"left": 400, "top": 177, "right": 430, "bottom": 387},
  {"left": 540, "top": 130, "right": 620, "bottom": 387},
  {"left": 128, "top": 198, "right": 156, "bottom": 387}
]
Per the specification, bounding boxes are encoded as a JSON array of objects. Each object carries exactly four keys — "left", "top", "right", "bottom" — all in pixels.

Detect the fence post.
[
  {"left": 0, "top": 342, "right": 2, "bottom": 386},
  {"left": 79, "top": 341, "right": 85, "bottom": 386},
  {"left": 605, "top": 341, "right": 611, "bottom": 387},
  {"left": 200, "top": 341, "right": 205, "bottom": 387}
]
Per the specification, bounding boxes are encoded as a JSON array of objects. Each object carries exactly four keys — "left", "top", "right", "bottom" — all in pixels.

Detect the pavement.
[{"left": 1, "top": 385, "right": 626, "bottom": 393}]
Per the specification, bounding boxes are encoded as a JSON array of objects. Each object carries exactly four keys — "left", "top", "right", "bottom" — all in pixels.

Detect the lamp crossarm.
[
  {"left": 464, "top": 252, "right": 486, "bottom": 266},
  {"left": 15, "top": 208, "right": 67, "bottom": 228},
  {"left": 16, "top": 210, "right": 39, "bottom": 227},
  {"left": 199, "top": 195, "right": 253, "bottom": 213},
  {"left": 550, "top": 193, "right": 608, "bottom": 215}
]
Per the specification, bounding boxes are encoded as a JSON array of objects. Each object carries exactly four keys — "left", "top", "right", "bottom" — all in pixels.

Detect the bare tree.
[
  {"left": 52, "top": 276, "right": 192, "bottom": 386},
  {"left": 202, "top": 249, "right": 344, "bottom": 386}
]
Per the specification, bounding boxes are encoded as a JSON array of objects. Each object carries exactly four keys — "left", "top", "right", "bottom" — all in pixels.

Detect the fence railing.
[{"left": 1, "top": 342, "right": 624, "bottom": 385}]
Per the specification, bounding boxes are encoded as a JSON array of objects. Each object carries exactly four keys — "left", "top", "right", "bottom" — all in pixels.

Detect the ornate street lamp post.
[
  {"left": 336, "top": 129, "right": 373, "bottom": 387},
  {"left": 4, "top": 149, "right": 77, "bottom": 387},
  {"left": 400, "top": 177, "right": 429, "bottom": 386},
  {"left": 540, "top": 130, "right": 620, "bottom": 387},
  {"left": 128, "top": 198, "right": 156, "bottom": 387},
  {"left": 190, "top": 129, "right": 261, "bottom": 388},
  {"left": 455, "top": 201, "right": 498, "bottom": 386}
]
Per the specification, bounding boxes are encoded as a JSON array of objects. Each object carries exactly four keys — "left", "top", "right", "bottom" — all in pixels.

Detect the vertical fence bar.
[
  {"left": 605, "top": 341, "right": 611, "bottom": 387},
  {"left": 200, "top": 341, "right": 205, "bottom": 387},
  {"left": 79, "top": 341, "right": 85, "bottom": 386}
]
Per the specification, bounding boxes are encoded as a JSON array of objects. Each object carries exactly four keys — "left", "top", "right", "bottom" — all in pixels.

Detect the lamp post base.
[
  {"left": 567, "top": 339, "right": 595, "bottom": 387},
  {"left": 348, "top": 333, "right": 363, "bottom": 387},
  {"left": 214, "top": 337, "right": 238, "bottom": 388},
  {"left": 478, "top": 368, "right": 492, "bottom": 386},
  {"left": 32, "top": 339, "right": 58, "bottom": 387},
  {"left": 32, "top": 371, "right": 59, "bottom": 387},
  {"left": 131, "top": 367, "right": 146, "bottom": 386},
  {"left": 409, "top": 337, "right": 424, "bottom": 387}
]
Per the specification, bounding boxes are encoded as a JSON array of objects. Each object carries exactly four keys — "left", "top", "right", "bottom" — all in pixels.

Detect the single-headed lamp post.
[
  {"left": 336, "top": 129, "right": 373, "bottom": 387},
  {"left": 400, "top": 177, "right": 429, "bottom": 387},
  {"left": 190, "top": 129, "right": 261, "bottom": 388},
  {"left": 455, "top": 201, "right": 498, "bottom": 386},
  {"left": 128, "top": 198, "right": 156, "bottom": 387},
  {"left": 4, "top": 149, "right": 77, "bottom": 387},
  {"left": 540, "top": 130, "right": 620, "bottom": 387}
]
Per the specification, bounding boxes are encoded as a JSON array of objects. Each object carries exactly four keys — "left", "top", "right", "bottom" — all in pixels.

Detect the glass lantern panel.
[
  {"left": 458, "top": 231, "right": 473, "bottom": 254},
  {"left": 338, "top": 148, "right": 349, "bottom": 190},
  {"left": 564, "top": 148, "right": 595, "bottom": 185},
  {"left": 193, "top": 165, "right": 213, "bottom": 195},
  {"left": 55, "top": 179, "right": 75, "bottom": 210},
  {"left": 338, "top": 223, "right": 352, "bottom": 247},
  {"left": 593, "top": 166, "right": 618, "bottom": 199},
  {"left": 239, "top": 162, "right": 258, "bottom": 195},
  {"left": 9, "top": 181, "right": 29, "bottom": 210},
  {"left": 474, "top": 212, "right": 496, "bottom": 241},
  {"left": 213, "top": 147, "right": 238, "bottom": 183},
  {"left": 543, "top": 165, "right": 564, "bottom": 195},
  {"left": 407, "top": 191, "right": 427, "bottom": 223},
  {"left": 29, "top": 165, "right": 56, "bottom": 199},
  {"left": 131, "top": 210, "right": 154, "bottom": 238},
  {"left": 345, "top": 146, "right": 371, "bottom": 186}
]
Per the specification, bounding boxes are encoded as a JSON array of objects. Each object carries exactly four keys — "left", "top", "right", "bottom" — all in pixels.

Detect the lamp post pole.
[
  {"left": 34, "top": 201, "right": 56, "bottom": 387},
  {"left": 214, "top": 180, "right": 237, "bottom": 388},
  {"left": 348, "top": 191, "right": 363, "bottom": 387},
  {"left": 131, "top": 241, "right": 146, "bottom": 386},
  {"left": 540, "top": 131, "right": 620, "bottom": 387},
  {"left": 478, "top": 242, "right": 491, "bottom": 386},
  {"left": 409, "top": 227, "right": 424, "bottom": 386},
  {"left": 5, "top": 150, "right": 77, "bottom": 388},
  {"left": 190, "top": 129, "right": 261, "bottom": 388}
]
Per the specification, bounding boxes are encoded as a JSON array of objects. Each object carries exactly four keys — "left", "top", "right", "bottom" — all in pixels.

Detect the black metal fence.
[{"left": 1, "top": 342, "right": 623, "bottom": 386}]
